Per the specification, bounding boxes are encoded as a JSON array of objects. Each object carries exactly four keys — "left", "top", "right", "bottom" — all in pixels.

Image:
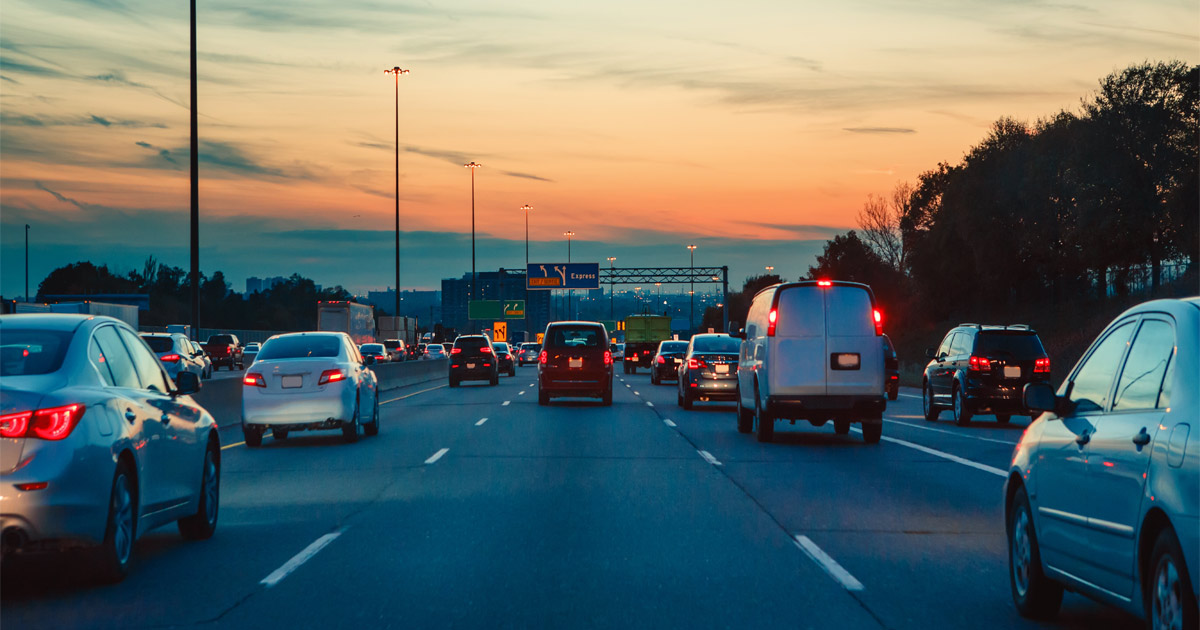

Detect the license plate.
[
  {"left": 674, "top": 358, "right": 681, "bottom": 364},
  {"left": 630, "top": 356, "right": 638, "bottom": 362},
  {"left": 715, "top": 364, "right": 729, "bottom": 374},
  {"left": 569, "top": 358, "right": 583, "bottom": 368},
  {"left": 1003, "top": 366, "right": 1021, "bottom": 378},
  {"left": 467, "top": 363, "right": 476, "bottom": 369},
  {"left": 282, "top": 375, "right": 303, "bottom": 388}
]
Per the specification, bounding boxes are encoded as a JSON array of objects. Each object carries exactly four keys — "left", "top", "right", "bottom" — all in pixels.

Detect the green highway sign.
[
  {"left": 503, "top": 300, "right": 526, "bottom": 319},
  {"left": 468, "top": 300, "right": 502, "bottom": 320}
]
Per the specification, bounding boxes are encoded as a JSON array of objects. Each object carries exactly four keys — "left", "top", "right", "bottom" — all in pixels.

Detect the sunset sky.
[{"left": 2, "top": 0, "right": 1196, "bottom": 297}]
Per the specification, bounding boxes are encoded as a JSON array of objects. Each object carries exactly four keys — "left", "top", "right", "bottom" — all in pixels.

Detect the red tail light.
[
  {"left": 688, "top": 358, "right": 707, "bottom": 369},
  {"left": 873, "top": 309, "right": 883, "bottom": 336},
  {"left": 604, "top": 351, "right": 613, "bottom": 365},
  {"left": 968, "top": 356, "right": 992, "bottom": 373},
  {"left": 817, "top": 279, "right": 833, "bottom": 287},
  {"left": 30, "top": 404, "right": 85, "bottom": 440},
  {"left": 539, "top": 350, "right": 548, "bottom": 365},
  {"left": 450, "top": 348, "right": 462, "bottom": 354},
  {"left": 767, "top": 309, "right": 778, "bottom": 337},
  {"left": 319, "top": 369, "right": 346, "bottom": 385},
  {"left": 160, "top": 353, "right": 181, "bottom": 363},
  {"left": 656, "top": 355, "right": 666, "bottom": 364},
  {"left": 0, "top": 411, "right": 33, "bottom": 438},
  {"left": 480, "top": 346, "right": 492, "bottom": 354},
  {"left": 1034, "top": 357, "right": 1051, "bottom": 374},
  {"left": 15, "top": 482, "right": 48, "bottom": 491},
  {"left": 244, "top": 372, "right": 266, "bottom": 387}
]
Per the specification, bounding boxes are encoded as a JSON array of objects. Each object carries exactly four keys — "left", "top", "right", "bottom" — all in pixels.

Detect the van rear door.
[
  {"left": 824, "top": 286, "right": 883, "bottom": 396},
  {"left": 768, "top": 285, "right": 826, "bottom": 396}
]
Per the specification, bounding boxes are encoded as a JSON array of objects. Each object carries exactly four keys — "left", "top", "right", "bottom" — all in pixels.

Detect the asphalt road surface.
[{"left": 1, "top": 368, "right": 1142, "bottom": 629}]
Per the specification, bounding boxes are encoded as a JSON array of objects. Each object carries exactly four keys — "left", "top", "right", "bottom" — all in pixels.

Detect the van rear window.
[
  {"left": 773, "top": 286, "right": 825, "bottom": 337},
  {"left": 825, "top": 287, "right": 875, "bottom": 337},
  {"left": 545, "top": 326, "right": 604, "bottom": 349}
]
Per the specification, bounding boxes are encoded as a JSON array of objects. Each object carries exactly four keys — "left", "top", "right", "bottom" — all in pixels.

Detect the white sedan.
[{"left": 241, "top": 332, "right": 379, "bottom": 446}]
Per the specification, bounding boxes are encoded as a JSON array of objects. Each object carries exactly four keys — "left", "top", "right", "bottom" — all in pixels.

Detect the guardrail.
[{"left": 192, "top": 358, "right": 447, "bottom": 433}]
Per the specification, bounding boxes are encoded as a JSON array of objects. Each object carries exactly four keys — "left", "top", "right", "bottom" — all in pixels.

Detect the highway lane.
[{"left": 1, "top": 367, "right": 1141, "bottom": 628}]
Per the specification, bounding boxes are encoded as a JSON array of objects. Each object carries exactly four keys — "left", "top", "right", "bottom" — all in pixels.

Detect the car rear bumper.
[
  {"left": 540, "top": 374, "right": 611, "bottom": 396},
  {"left": 449, "top": 365, "right": 496, "bottom": 381},
  {"left": 1, "top": 443, "right": 113, "bottom": 552},
  {"left": 242, "top": 385, "right": 355, "bottom": 426},
  {"left": 690, "top": 379, "right": 738, "bottom": 400},
  {"left": 766, "top": 394, "right": 885, "bottom": 420},
  {"left": 965, "top": 381, "right": 1040, "bottom": 413}
]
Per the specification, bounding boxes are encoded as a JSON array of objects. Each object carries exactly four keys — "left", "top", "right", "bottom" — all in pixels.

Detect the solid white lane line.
[
  {"left": 793, "top": 535, "right": 864, "bottom": 592},
  {"left": 884, "top": 419, "right": 1018, "bottom": 445},
  {"left": 380, "top": 384, "right": 447, "bottom": 405},
  {"left": 475, "top": 417, "right": 488, "bottom": 426},
  {"left": 663, "top": 419, "right": 676, "bottom": 427},
  {"left": 698, "top": 450, "right": 722, "bottom": 466},
  {"left": 424, "top": 448, "right": 449, "bottom": 465},
  {"left": 261, "top": 528, "right": 345, "bottom": 588},
  {"left": 898, "top": 393, "right": 922, "bottom": 400},
  {"left": 852, "top": 428, "right": 1006, "bottom": 477},
  {"left": 221, "top": 441, "right": 245, "bottom": 450}
]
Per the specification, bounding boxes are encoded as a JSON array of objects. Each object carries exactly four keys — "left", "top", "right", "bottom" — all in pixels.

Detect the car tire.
[
  {"left": 178, "top": 442, "right": 219, "bottom": 540},
  {"left": 953, "top": 384, "right": 973, "bottom": 426},
  {"left": 1147, "top": 526, "right": 1197, "bottom": 630},
  {"left": 754, "top": 388, "right": 774, "bottom": 443},
  {"left": 887, "top": 385, "right": 898, "bottom": 401},
  {"left": 364, "top": 394, "right": 380, "bottom": 437},
  {"left": 923, "top": 382, "right": 940, "bottom": 422},
  {"left": 243, "top": 425, "right": 263, "bottom": 448},
  {"left": 1008, "top": 485, "right": 1063, "bottom": 619},
  {"left": 996, "top": 414, "right": 1012, "bottom": 424},
  {"left": 538, "top": 389, "right": 549, "bottom": 406},
  {"left": 861, "top": 421, "right": 882, "bottom": 443},
  {"left": 95, "top": 462, "right": 136, "bottom": 583},
  {"left": 834, "top": 419, "right": 850, "bottom": 435},
  {"left": 273, "top": 428, "right": 289, "bottom": 441},
  {"left": 736, "top": 391, "right": 753, "bottom": 434},
  {"left": 342, "top": 399, "right": 359, "bottom": 444}
]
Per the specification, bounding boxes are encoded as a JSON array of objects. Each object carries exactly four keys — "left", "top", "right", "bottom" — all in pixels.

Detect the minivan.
[
  {"left": 734, "top": 280, "right": 886, "bottom": 443},
  {"left": 537, "top": 321, "right": 613, "bottom": 405}
]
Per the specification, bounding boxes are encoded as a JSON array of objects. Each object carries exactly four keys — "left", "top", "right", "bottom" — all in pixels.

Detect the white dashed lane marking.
[
  {"left": 475, "top": 417, "right": 488, "bottom": 426},
  {"left": 424, "top": 448, "right": 449, "bottom": 465},
  {"left": 261, "top": 528, "right": 346, "bottom": 588},
  {"left": 793, "top": 535, "right": 864, "bottom": 592}
]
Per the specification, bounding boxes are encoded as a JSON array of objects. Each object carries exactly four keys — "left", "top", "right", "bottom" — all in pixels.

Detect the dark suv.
[
  {"left": 922, "top": 324, "right": 1051, "bottom": 425},
  {"left": 537, "top": 322, "right": 613, "bottom": 405},
  {"left": 650, "top": 340, "right": 689, "bottom": 385},
  {"left": 448, "top": 335, "right": 498, "bottom": 387}
]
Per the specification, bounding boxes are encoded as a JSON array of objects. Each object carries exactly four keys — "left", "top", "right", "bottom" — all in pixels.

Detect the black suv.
[
  {"left": 448, "top": 335, "right": 499, "bottom": 387},
  {"left": 922, "top": 324, "right": 1051, "bottom": 425},
  {"left": 650, "top": 340, "right": 689, "bottom": 385}
]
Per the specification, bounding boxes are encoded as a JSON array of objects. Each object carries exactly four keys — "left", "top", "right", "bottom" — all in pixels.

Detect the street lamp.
[
  {"left": 564, "top": 231, "right": 575, "bottom": 318},
  {"left": 24, "top": 224, "right": 30, "bottom": 302},
  {"left": 520, "top": 204, "right": 533, "bottom": 267},
  {"left": 765, "top": 266, "right": 774, "bottom": 274},
  {"left": 464, "top": 162, "right": 481, "bottom": 301},
  {"left": 385, "top": 66, "right": 410, "bottom": 319},
  {"left": 687, "top": 244, "right": 697, "bottom": 331},
  {"left": 607, "top": 256, "right": 616, "bottom": 320}
]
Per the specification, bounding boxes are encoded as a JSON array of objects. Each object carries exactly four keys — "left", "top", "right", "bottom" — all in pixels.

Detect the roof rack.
[
  {"left": 1006, "top": 324, "right": 1032, "bottom": 330},
  {"left": 957, "top": 323, "right": 981, "bottom": 329}
]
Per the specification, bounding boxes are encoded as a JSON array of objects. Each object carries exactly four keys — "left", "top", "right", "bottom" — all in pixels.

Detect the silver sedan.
[
  {"left": 0, "top": 314, "right": 220, "bottom": 582},
  {"left": 241, "top": 332, "right": 379, "bottom": 446}
]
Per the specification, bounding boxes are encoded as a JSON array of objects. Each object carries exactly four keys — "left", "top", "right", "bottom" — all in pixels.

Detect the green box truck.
[{"left": 622, "top": 315, "right": 672, "bottom": 374}]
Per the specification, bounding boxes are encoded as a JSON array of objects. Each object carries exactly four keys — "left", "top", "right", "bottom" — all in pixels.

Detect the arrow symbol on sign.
[
  {"left": 539, "top": 265, "right": 547, "bottom": 277},
  {"left": 555, "top": 266, "right": 567, "bottom": 283}
]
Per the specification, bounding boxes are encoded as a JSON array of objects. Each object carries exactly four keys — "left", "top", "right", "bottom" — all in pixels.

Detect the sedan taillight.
[
  {"left": 688, "top": 358, "right": 707, "bottom": 369},
  {"left": 319, "top": 369, "right": 346, "bottom": 385},
  {"left": 0, "top": 411, "right": 33, "bottom": 438},
  {"left": 656, "top": 355, "right": 666, "bottom": 364},
  {"left": 244, "top": 373, "right": 267, "bottom": 387},
  {"left": 0, "top": 404, "right": 85, "bottom": 440},
  {"left": 160, "top": 353, "right": 181, "bottom": 363},
  {"left": 1034, "top": 357, "right": 1051, "bottom": 374}
]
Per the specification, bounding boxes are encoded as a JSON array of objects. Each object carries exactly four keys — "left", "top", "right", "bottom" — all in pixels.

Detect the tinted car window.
[
  {"left": 455, "top": 337, "right": 490, "bottom": 351},
  {"left": 209, "top": 334, "right": 236, "bottom": 345},
  {"left": 546, "top": 326, "right": 604, "bottom": 349},
  {"left": 1069, "top": 321, "right": 1134, "bottom": 413},
  {"left": 119, "top": 328, "right": 171, "bottom": 393},
  {"left": 258, "top": 336, "right": 342, "bottom": 360},
  {"left": 88, "top": 337, "right": 117, "bottom": 386},
  {"left": 93, "top": 326, "right": 140, "bottom": 389},
  {"left": 826, "top": 287, "right": 875, "bottom": 337},
  {"left": 360, "top": 344, "right": 385, "bottom": 354},
  {"left": 693, "top": 336, "right": 740, "bottom": 353},
  {"left": 1112, "top": 319, "right": 1174, "bottom": 411},
  {"left": 774, "top": 286, "right": 824, "bottom": 337},
  {"left": 660, "top": 341, "right": 689, "bottom": 353},
  {"left": 949, "top": 332, "right": 972, "bottom": 357},
  {"left": 974, "top": 332, "right": 1046, "bottom": 358},
  {"left": 0, "top": 329, "right": 72, "bottom": 376},
  {"left": 937, "top": 333, "right": 955, "bottom": 357},
  {"left": 141, "top": 335, "right": 175, "bottom": 352}
]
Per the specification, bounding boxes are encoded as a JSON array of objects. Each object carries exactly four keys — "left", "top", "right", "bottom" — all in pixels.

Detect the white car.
[
  {"left": 242, "top": 342, "right": 260, "bottom": 366},
  {"left": 241, "top": 332, "right": 379, "bottom": 446},
  {"left": 1007, "top": 297, "right": 1198, "bottom": 628},
  {"left": 734, "top": 279, "right": 886, "bottom": 443}
]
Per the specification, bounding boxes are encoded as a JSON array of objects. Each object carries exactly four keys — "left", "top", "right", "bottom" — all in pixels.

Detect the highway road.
[{"left": 1, "top": 368, "right": 1141, "bottom": 629}]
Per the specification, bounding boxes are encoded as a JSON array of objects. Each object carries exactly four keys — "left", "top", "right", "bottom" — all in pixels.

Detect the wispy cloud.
[
  {"left": 0, "top": 112, "right": 167, "bottom": 128},
  {"left": 501, "top": 171, "right": 553, "bottom": 183},
  {"left": 35, "top": 181, "right": 95, "bottom": 211},
  {"left": 843, "top": 127, "right": 916, "bottom": 134}
]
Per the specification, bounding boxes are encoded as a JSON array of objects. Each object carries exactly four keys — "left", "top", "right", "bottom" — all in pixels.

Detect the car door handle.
[
  {"left": 1075, "top": 432, "right": 1090, "bottom": 446},
  {"left": 124, "top": 409, "right": 137, "bottom": 423},
  {"left": 1132, "top": 428, "right": 1151, "bottom": 446}
]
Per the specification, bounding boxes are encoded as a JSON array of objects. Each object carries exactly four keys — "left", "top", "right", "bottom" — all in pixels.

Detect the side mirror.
[
  {"left": 174, "top": 371, "right": 201, "bottom": 395},
  {"left": 925, "top": 348, "right": 935, "bottom": 359},
  {"left": 1022, "top": 382, "right": 1057, "bottom": 413}
]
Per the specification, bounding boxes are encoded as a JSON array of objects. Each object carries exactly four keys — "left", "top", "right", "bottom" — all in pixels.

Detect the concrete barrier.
[{"left": 191, "top": 358, "right": 448, "bottom": 435}]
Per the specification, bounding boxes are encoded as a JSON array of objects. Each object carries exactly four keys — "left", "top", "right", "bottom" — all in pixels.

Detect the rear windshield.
[
  {"left": 455, "top": 337, "right": 489, "bottom": 350},
  {"left": 426, "top": 345, "right": 444, "bottom": 353},
  {"left": 141, "top": 336, "right": 175, "bottom": 352},
  {"left": 208, "top": 335, "right": 235, "bottom": 345},
  {"left": 0, "top": 329, "right": 73, "bottom": 376},
  {"left": 257, "top": 336, "right": 342, "bottom": 360},
  {"left": 545, "top": 326, "right": 605, "bottom": 349},
  {"left": 692, "top": 336, "right": 740, "bottom": 353},
  {"left": 360, "top": 344, "right": 385, "bottom": 353},
  {"left": 975, "top": 332, "right": 1046, "bottom": 358},
  {"left": 660, "top": 341, "right": 688, "bottom": 353},
  {"left": 383, "top": 341, "right": 400, "bottom": 349},
  {"left": 494, "top": 343, "right": 509, "bottom": 352}
]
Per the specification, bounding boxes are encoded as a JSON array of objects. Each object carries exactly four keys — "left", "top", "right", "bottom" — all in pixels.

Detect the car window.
[
  {"left": 1068, "top": 321, "right": 1134, "bottom": 413},
  {"left": 693, "top": 336, "right": 740, "bottom": 353},
  {"left": 494, "top": 343, "right": 509, "bottom": 352},
  {"left": 826, "top": 287, "right": 875, "bottom": 337},
  {"left": 118, "top": 327, "right": 171, "bottom": 393},
  {"left": 774, "top": 286, "right": 824, "bottom": 337},
  {"left": 975, "top": 332, "right": 1046, "bottom": 358},
  {"left": 140, "top": 335, "right": 174, "bottom": 353},
  {"left": 258, "top": 335, "right": 342, "bottom": 360},
  {"left": 345, "top": 337, "right": 363, "bottom": 363},
  {"left": 92, "top": 326, "right": 141, "bottom": 389},
  {"left": 949, "top": 331, "right": 972, "bottom": 357},
  {"left": 88, "top": 336, "right": 117, "bottom": 386},
  {"left": 455, "top": 337, "right": 490, "bottom": 351},
  {"left": 0, "top": 328, "right": 73, "bottom": 376},
  {"left": 660, "top": 341, "right": 688, "bottom": 353},
  {"left": 546, "top": 326, "right": 604, "bottom": 348},
  {"left": 1112, "top": 319, "right": 1175, "bottom": 412}
]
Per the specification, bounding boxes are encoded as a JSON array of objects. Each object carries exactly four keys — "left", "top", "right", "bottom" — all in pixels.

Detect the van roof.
[{"left": 752, "top": 280, "right": 876, "bottom": 303}]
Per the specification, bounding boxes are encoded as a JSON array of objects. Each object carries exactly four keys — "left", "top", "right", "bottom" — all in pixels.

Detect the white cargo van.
[{"left": 734, "top": 280, "right": 887, "bottom": 443}]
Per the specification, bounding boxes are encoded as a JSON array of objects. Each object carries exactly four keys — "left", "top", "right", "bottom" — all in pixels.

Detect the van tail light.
[
  {"left": 767, "top": 309, "right": 778, "bottom": 337},
  {"left": 539, "top": 351, "right": 548, "bottom": 365},
  {"left": 1034, "top": 357, "right": 1051, "bottom": 374},
  {"left": 244, "top": 372, "right": 267, "bottom": 387},
  {"left": 968, "top": 356, "right": 992, "bottom": 373},
  {"left": 30, "top": 404, "right": 85, "bottom": 440},
  {"left": 656, "top": 355, "right": 666, "bottom": 364},
  {"left": 0, "top": 411, "right": 33, "bottom": 438},
  {"left": 160, "top": 353, "right": 181, "bottom": 363},
  {"left": 873, "top": 309, "right": 883, "bottom": 336},
  {"left": 318, "top": 369, "right": 346, "bottom": 385},
  {"left": 688, "top": 358, "right": 707, "bottom": 369},
  {"left": 450, "top": 348, "right": 462, "bottom": 355},
  {"left": 604, "top": 351, "right": 613, "bottom": 365},
  {"left": 817, "top": 279, "right": 833, "bottom": 287}
]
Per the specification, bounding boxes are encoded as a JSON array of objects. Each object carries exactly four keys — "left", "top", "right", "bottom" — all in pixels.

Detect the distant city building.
[
  {"left": 441, "top": 272, "right": 550, "bottom": 341},
  {"left": 245, "top": 276, "right": 287, "bottom": 294},
  {"left": 362, "top": 289, "right": 441, "bottom": 323}
]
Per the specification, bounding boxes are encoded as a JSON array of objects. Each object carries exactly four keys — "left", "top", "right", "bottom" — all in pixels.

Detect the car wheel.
[
  {"left": 178, "top": 442, "right": 219, "bottom": 540},
  {"left": 861, "top": 421, "right": 882, "bottom": 443},
  {"left": 95, "top": 462, "right": 136, "bottom": 583},
  {"left": 273, "top": 428, "right": 289, "bottom": 441},
  {"left": 364, "top": 394, "right": 380, "bottom": 437},
  {"left": 953, "top": 384, "right": 973, "bottom": 426},
  {"left": 996, "top": 414, "right": 1012, "bottom": 424},
  {"left": 887, "top": 385, "right": 898, "bottom": 401},
  {"left": 1008, "top": 485, "right": 1063, "bottom": 619},
  {"left": 243, "top": 425, "right": 263, "bottom": 448},
  {"left": 923, "top": 382, "right": 940, "bottom": 422},
  {"left": 538, "top": 389, "right": 549, "bottom": 406},
  {"left": 834, "top": 419, "right": 850, "bottom": 435},
  {"left": 1147, "top": 526, "right": 1198, "bottom": 630},
  {"left": 342, "top": 399, "right": 359, "bottom": 443},
  {"left": 754, "top": 387, "right": 774, "bottom": 443},
  {"left": 736, "top": 390, "right": 753, "bottom": 434}
]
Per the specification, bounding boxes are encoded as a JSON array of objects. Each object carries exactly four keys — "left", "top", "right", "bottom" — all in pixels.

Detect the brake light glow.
[
  {"left": 688, "top": 358, "right": 707, "bottom": 369},
  {"left": 1034, "top": 357, "right": 1051, "bottom": 374},
  {"left": 15, "top": 482, "right": 48, "bottom": 491},
  {"left": 160, "top": 353, "right": 181, "bottom": 363},
  {"left": 319, "top": 369, "right": 346, "bottom": 385},
  {"left": 817, "top": 279, "right": 833, "bottom": 287},
  {"left": 480, "top": 346, "right": 492, "bottom": 354},
  {"left": 656, "top": 355, "right": 666, "bottom": 364},
  {"left": 767, "top": 309, "right": 778, "bottom": 337},
  {"left": 539, "top": 351, "right": 548, "bottom": 365},
  {"left": 244, "top": 372, "right": 266, "bottom": 387},
  {"left": 873, "top": 309, "right": 883, "bottom": 336},
  {"left": 451, "top": 348, "right": 462, "bottom": 354},
  {"left": 30, "top": 404, "right": 85, "bottom": 440},
  {"left": 0, "top": 411, "right": 33, "bottom": 438},
  {"left": 604, "top": 351, "right": 613, "bottom": 365},
  {"left": 968, "top": 356, "right": 992, "bottom": 372}
]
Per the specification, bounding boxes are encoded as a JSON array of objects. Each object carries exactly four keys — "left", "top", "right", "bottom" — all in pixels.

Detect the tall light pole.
[
  {"left": 564, "top": 231, "right": 575, "bottom": 318},
  {"left": 464, "top": 162, "right": 481, "bottom": 301},
  {"left": 687, "top": 244, "right": 697, "bottom": 332},
  {"left": 607, "top": 256, "right": 616, "bottom": 320},
  {"left": 520, "top": 204, "right": 533, "bottom": 267},
  {"left": 189, "top": 0, "right": 199, "bottom": 339},
  {"left": 24, "top": 224, "right": 30, "bottom": 302},
  {"left": 385, "top": 67, "right": 409, "bottom": 319}
]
